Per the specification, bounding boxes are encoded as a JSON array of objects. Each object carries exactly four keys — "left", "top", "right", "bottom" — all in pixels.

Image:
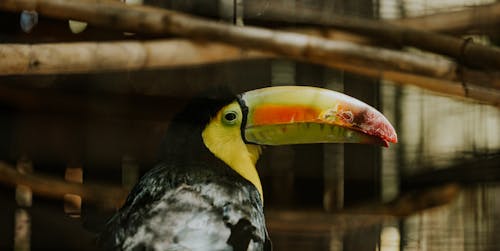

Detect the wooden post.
[
  {"left": 64, "top": 164, "right": 83, "bottom": 218},
  {"left": 294, "top": 63, "right": 325, "bottom": 208},
  {"left": 121, "top": 155, "right": 139, "bottom": 191},
  {"left": 14, "top": 157, "right": 32, "bottom": 251},
  {"left": 341, "top": 1, "right": 382, "bottom": 251},
  {"left": 323, "top": 69, "right": 345, "bottom": 211},
  {"left": 265, "top": 60, "right": 296, "bottom": 208}
]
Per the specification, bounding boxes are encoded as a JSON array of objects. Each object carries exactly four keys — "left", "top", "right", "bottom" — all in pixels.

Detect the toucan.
[{"left": 99, "top": 86, "right": 397, "bottom": 251}]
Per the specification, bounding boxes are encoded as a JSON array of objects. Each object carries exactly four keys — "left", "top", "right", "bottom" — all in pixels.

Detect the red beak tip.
[
  {"left": 382, "top": 140, "right": 390, "bottom": 148},
  {"left": 384, "top": 134, "right": 398, "bottom": 145},
  {"left": 368, "top": 127, "right": 398, "bottom": 146},
  {"left": 390, "top": 131, "right": 398, "bottom": 143}
]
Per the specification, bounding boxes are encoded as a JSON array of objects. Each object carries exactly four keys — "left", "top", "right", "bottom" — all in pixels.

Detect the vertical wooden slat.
[
  {"left": 15, "top": 160, "right": 33, "bottom": 208},
  {"left": 271, "top": 60, "right": 295, "bottom": 85},
  {"left": 235, "top": 0, "right": 244, "bottom": 25},
  {"left": 323, "top": 144, "right": 343, "bottom": 211},
  {"left": 14, "top": 210, "right": 30, "bottom": 251},
  {"left": 294, "top": 62, "right": 325, "bottom": 208},
  {"left": 323, "top": 69, "right": 345, "bottom": 212},
  {"left": 266, "top": 60, "right": 296, "bottom": 208},
  {"left": 340, "top": 0, "right": 382, "bottom": 250},
  {"left": 122, "top": 155, "right": 139, "bottom": 190},
  {"left": 14, "top": 157, "right": 32, "bottom": 251},
  {"left": 380, "top": 83, "right": 400, "bottom": 201},
  {"left": 380, "top": 225, "right": 401, "bottom": 251},
  {"left": 218, "top": 0, "right": 234, "bottom": 22},
  {"left": 64, "top": 164, "right": 83, "bottom": 218},
  {"left": 343, "top": 73, "right": 382, "bottom": 204},
  {"left": 264, "top": 147, "right": 295, "bottom": 207}
]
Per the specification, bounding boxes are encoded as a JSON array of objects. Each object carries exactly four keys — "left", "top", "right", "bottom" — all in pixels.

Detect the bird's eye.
[{"left": 222, "top": 111, "right": 238, "bottom": 125}]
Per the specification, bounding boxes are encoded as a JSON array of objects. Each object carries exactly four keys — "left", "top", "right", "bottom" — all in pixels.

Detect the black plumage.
[{"left": 99, "top": 88, "right": 271, "bottom": 251}]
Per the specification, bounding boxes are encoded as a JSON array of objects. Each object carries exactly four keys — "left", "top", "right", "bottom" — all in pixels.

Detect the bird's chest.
[{"left": 121, "top": 182, "right": 266, "bottom": 251}]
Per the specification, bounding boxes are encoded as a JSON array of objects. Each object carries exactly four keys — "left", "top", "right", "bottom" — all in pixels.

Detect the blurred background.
[{"left": 0, "top": 0, "right": 499, "bottom": 250}]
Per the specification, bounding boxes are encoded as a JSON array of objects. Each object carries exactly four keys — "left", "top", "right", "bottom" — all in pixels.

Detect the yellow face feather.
[{"left": 201, "top": 101, "right": 263, "bottom": 201}]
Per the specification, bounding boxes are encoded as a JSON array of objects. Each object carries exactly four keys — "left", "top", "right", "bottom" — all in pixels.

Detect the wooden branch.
[
  {"left": 0, "top": 11, "right": 375, "bottom": 46},
  {"left": 267, "top": 183, "right": 460, "bottom": 234},
  {"left": 325, "top": 61, "right": 500, "bottom": 106},
  {"left": 394, "top": 2, "right": 500, "bottom": 34},
  {"left": 0, "top": 161, "right": 129, "bottom": 209},
  {"left": 346, "top": 183, "right": 460, "bottom": 217},
  {"left": 245, "top": 2, "right": 500, "bottom": 70},
  {"left": 266, "top": 209, "right": 393, "bottom": 234},
  {"left": 401, "top": 154, "right": 500, "bottom": 190},
  {"left": 289, "top": 28, "right": 376, "bottom": 46},
  {"left": 1, "top": 40, "right": 499, "bottom": 106},
  {"left": 0, "top": 39, "right": 269, "bottom": 75}
]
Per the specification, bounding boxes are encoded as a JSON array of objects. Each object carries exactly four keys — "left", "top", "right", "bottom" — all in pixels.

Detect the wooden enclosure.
[{"left": 0, "top": 0, "right": 499, "bottom": 250}]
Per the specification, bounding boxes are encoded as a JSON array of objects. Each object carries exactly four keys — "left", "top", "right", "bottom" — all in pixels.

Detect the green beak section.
[{"left": 245, "top": 122, "right": 388, "bottom": 146}]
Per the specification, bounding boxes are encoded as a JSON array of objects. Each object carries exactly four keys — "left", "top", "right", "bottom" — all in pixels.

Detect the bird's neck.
[
  {"left": 232, "top": 144, "right": 263, "bottom": 200},
  {"left": 202, "top": 127, "right": 264, "bottom": 201}
]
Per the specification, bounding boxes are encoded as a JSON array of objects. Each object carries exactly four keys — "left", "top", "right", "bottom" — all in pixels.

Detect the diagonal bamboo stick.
[
  {"left": 245, "top": 2, "right": 500, "bottom": 70},
  {"left": 0, "top": 45, "right": 492, "bottom": 104},
  {"left": 1, "top": 39, "right": 499, "bottom": 106},
  {"left": 393, "top": 2, "right": 500, "bottom": 33},
  {"left": 0, "top": 39, "right": 269, "bottom": 75}
]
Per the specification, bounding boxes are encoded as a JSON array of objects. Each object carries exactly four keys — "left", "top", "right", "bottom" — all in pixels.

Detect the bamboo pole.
[
  {"left": 14, "top": 158, "right": 33, "bottom": 251},
  {"left": 393, "top": 2, "right": 500, "bottom": 33},
  {"left": 401, "top": 154, "right": 500, "bottom": 189},
  {"left": 0, "top": 40, "right": 447, "bottom": 78},
  {"left": 1, "top": 40, "right": 499, "bottom": 106},
  {"left": 245, "top": 2, "right": 500, "bottom": 70},
  {"left": 0, "top": 40, "right": 269, "bottom": 75},
  {"left": 64, "top": 165, "right": 83, "bottom": 217},
  {"left": 266, "top": 183, "right": 460, "bottom": 234},
  {"left": 245, "top": 2, "right": 500, "bottom": 34},
  {"left": 322, "top": 60, "right": 500, "bottom": 106},
  {"left": 0, "top": 161, "right": 129, "bottom": 209}
]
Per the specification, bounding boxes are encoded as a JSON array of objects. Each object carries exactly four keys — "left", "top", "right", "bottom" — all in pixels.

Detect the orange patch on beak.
[{"left": 252, "top": 105, "right": 320, "bottom": 125}]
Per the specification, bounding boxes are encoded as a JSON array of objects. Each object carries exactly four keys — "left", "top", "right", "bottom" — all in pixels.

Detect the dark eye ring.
[{"left": 223, "top": 111, "right": 238, "bottom": 124}]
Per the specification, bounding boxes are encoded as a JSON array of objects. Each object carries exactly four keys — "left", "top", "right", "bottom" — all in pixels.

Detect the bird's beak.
[{"left": 238, "top": 86, "right": 397, "bottom": 147}]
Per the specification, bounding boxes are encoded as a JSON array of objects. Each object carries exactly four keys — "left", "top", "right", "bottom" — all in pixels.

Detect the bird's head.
[{"left": 201, "top": 86, "right": 397, "bottom": 200}]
